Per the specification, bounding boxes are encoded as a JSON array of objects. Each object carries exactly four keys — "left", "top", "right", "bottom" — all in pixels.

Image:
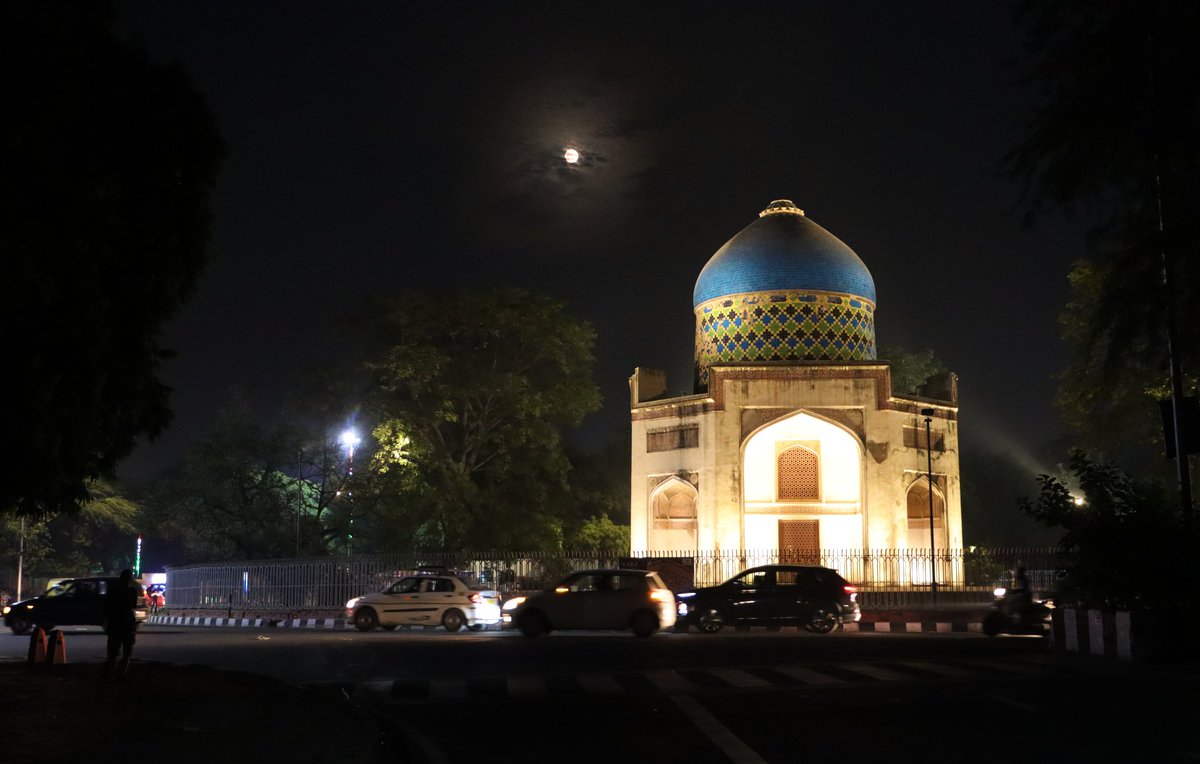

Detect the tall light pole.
[
  {"left": 16, "top": 517, "right": 25, "bottom": 602},
  {"left": 339, "top": 428, "right": 361, "bottom": 556},
  {"left": 921, "top": 408, "right": 937, "bottom": 597}
]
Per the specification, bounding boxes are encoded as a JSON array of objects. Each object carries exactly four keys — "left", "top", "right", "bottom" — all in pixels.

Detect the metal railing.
[{"left": 164, "top": 547, "right": 1059, "bottom": 612}]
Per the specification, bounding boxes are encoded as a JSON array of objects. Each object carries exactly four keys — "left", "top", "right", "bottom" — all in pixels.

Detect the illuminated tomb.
[{"left": 629, "top": 200, "right": 961, "bottom": 572}]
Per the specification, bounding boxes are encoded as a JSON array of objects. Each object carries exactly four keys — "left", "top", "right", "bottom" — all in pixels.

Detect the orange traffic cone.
[
  {"left": 48, "top": 630, "right": 67, "bottom": 665},
  {"left": 28, "top": 628, "right": 47, "bottom": 665}
]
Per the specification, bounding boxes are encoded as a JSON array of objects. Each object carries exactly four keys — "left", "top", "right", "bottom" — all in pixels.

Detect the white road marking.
[
  {"left": 709, "top": 668, "right": 771, "bottom": 688},
  {"left": 772, "top": 665, "right": 842, "bottom": 684},
  {"left": 506, "top": 675, "right": 545, "bottom": 696},
  {"left": 895, "top": 660, "right": 983, "bottom": 678},
  {"left": 647, "top": 669, "right": 697, "bottom": 694},
  {"left": 842, "top": 662, "right": 910, "bottom": 681},
  {"left": 980, "top": 691, "right": 1039, "bottom": 713},
  {"left": 428, "top": 678, "right": 468, "bottom": 699},
  {"left": 670, "top": 694, "right": 768, "bottom": 764},
  {"left": 577, "top": 673, "right": 624, "bottom": 694}
]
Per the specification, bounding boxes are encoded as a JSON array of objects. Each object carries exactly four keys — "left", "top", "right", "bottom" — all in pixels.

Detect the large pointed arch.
[{"left": 740, "top": 409, "right": 866, "bottom": 552}]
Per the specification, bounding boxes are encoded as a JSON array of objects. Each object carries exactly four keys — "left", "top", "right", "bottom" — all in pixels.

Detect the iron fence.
[{"left": 164, "top": 547, "right": 1060, "bottom": 612}]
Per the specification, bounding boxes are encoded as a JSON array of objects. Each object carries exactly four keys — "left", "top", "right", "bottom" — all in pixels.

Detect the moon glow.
[{"left": 563, "top": 147, "right": 580, "bottom": 164}]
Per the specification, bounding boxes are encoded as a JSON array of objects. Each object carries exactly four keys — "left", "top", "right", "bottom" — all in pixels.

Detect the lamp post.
[
  {"left": 339, "top": 428, "right": 361, "bottom": 556},
  {"left": 16, "top": 517, "right": 24, "bottom": 603},
  {"left": 921, "top": 408, "right": 937, "bottom": 597}
]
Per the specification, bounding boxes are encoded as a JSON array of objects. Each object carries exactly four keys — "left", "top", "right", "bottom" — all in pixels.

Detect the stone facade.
[{"left": 630, "top": 363, "right": 961, "bottom": 560}]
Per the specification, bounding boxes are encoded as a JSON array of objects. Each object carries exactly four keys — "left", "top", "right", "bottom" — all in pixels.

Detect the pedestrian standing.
[{"left": 104, "top": 569, "right": 138, "bottom": 678}]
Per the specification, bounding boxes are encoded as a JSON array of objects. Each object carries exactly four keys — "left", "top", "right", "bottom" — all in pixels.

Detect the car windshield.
[
  {"left": 726, "top": 570, "right": 768, "bottom": 588},
  {"left": 43, "top": 582, "right": 73, "bottom": 598},
  {"left": 386, "top": 577, "right": 420, "bottom": 594},
  {"left": 558, "top": 573, "right": 607, "bottom": 592}
]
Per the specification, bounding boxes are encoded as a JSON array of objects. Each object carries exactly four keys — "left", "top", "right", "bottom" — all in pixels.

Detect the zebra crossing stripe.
[
  {"left": 577, "top": 673, "right": 624, "bottom": 694},
  {"left": 429, "top": 678, "right": 469, "bottom": 700},
  {"left": 771, "top": 665, "right": 842, "bottom": 684},
  {"left": 352, "top": 680, "right": 395, "bottom": 702},
  {"left": 708, "top": 668, "right": 772, "bottom": 688},
  {"left": 507, "top": 675, "right": 545, "bottom": 696},
  {"left": 896, "top": 659, "right": 981, "bottom": 678},
  {"left": 646, "top": 670, "right": 695, "bottom": 694},
  {"left": 960, "top": 658, "right": 1044, "bottom": 675},
  {"left": 842, "top": 663, "right": 911, "bottom": 681}
]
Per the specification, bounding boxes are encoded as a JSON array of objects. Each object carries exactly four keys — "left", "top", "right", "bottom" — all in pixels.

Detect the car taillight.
[
  {"left": 649, "top": 589, "right": 673, "bottom": 603},
  {"left": 469, "top": 593, "right": 482, "bottom": 604},
  {"left": 843, "top": 585, "right": 857, "bottom": 594}
]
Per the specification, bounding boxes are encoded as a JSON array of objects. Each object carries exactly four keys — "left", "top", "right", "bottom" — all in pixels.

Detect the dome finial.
[{"left": 759, "top": 199, "right": 805, "bottom": 217}]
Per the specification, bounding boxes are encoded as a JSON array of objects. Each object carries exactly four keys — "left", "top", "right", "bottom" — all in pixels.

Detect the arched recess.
[
  {"left": 905, "top": 476, "right": 947, "bottom": 550},
  {"left": 741, "top": 409, "right": 865, "bottom": 552},
  {"left": 650, "top": 476, "right": 698, "bottom": 522}
]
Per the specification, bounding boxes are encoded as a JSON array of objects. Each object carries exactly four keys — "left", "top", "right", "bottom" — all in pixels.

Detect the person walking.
[{"left": 103, "top": 569, "right": 139, "bottom": 678}]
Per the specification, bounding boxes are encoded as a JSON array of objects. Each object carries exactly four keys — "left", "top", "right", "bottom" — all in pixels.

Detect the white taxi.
[{"left": 346, "top": 573, "right": 502, "bottom": 632}]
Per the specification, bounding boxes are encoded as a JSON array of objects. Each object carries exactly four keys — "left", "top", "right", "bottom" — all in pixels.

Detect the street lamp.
[
  {"left": 921, "top": 408, "right": 938, "bottom": 596},
  {"left": 339, "top": 428, "right": 361, "bottom": 555}
]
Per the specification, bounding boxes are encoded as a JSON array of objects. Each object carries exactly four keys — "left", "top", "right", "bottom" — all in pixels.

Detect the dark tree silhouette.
[
  {"left": 1007, "top": 1, "right": 1200, "bottom": 505},
  {"left": 1, "top": 2, "right": 225, "bottom": 516}
]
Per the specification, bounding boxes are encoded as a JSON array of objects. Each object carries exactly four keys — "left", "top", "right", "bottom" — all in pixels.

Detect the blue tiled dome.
[{"left": 693, "top": 200, "right": 876, "bottom": 306}]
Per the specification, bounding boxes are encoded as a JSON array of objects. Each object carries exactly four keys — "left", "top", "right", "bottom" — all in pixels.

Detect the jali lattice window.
[{"left": 777, "top": 446, "right": 820, "bottom": 501}]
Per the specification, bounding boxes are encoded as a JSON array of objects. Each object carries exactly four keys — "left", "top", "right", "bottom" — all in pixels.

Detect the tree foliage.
[
  {"left": 1008, "top": 1, "right": 1200, "bottom": 463},
  {"left": 565, "top": 514, "right": 631, "bottom": 553},
  {"left": 879, "top": 345, "right": 948, "bottom": 396},
  {"left": 0, "top": 2, "right": 225, "bottom": 517},
  {"left": 1020, "top": 451, "right": 1197, "bottom": 609},
  {"left": 355, "top": 288, "right": 602, "bottom": 551},
  {"left": 0, "top": 480, "right": 140, "bottom": 587}
]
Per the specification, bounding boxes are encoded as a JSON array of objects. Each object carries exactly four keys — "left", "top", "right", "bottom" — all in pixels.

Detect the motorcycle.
[{"left": 981, "top": 586, "right": 1052, "bottom": 637}]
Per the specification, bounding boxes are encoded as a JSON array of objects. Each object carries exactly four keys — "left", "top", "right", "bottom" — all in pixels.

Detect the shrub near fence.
[{"left": 164, "top": 547, "right": 1060, "bottom": 613}]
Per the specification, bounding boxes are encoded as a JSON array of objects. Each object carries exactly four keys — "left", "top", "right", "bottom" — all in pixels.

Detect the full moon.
[{"left": 563, "top": 147, "right": 580, "bottom": 164}]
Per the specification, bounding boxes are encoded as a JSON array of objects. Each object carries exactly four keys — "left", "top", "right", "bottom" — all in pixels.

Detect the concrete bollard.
[
  {"left": 47, "top": 629, "right": 67, "bottom": 665},
  {"left": 27, "top": 628, "right": 47, "bottom": 665}
]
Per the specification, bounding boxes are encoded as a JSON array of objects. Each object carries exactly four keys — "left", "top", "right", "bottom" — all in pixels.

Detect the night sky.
[{"left": 114, "top": 1, "right": 1087, "bottom": 481}]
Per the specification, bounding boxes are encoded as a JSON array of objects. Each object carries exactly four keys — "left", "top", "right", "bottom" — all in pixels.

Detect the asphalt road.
[{"left": 4, "top": 626, "right": 1196, "bottom": 763}]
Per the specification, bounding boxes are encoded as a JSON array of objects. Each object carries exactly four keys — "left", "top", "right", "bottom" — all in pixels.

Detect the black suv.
[
  {"left": 3, "top": 577, "right": 148, "bottom": 635},
  {"left": 675, "top": 565, "right": 861, "bottom": 634}
]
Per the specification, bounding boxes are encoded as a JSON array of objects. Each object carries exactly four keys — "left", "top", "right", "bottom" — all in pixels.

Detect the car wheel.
[
  {"left": 8, "top": 616, "right": 33, "bottom": 636},
  {"left": 353, "top": 608, "right": 379, "bottom": 632},
  {"left": 696, "top": 608, "right": 726, "bottom": 634},
  {"left": 805, "top": 604, "right": 838, "bottom": 634},
  {"left": 518, "top": 611, "right": 549, "bottom": 638},
  {"left": 442, "top": 609, "right": 466, "bottom": 632},
  {"left": 631, "top": 611, "right": 659, "bottom": 638},
  {"left": 468, "top": 624, "right": 485, "bottom": 632},
  {"left": 381, "top": 624, "right": 397, "bottom": 631}
]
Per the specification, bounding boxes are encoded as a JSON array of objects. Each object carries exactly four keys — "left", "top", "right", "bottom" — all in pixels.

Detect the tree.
[
  {"left": 148, "top": 392, "right": 314, "bottom": 561},
  {"left": 0, "top": 2, "right": 225, "bottom": 517},
  {"left": 1020, "top": 451, "right": 1197, "bottom": 609},
  {"left": 878, "top": 345, "right": 948, "bottom": 396},
  {"left": 0, "top": 480, "right": 140, "bottom": 586},
  {"left": 565, "top": 514, "right": 631, "bottom": 553},
  {"left": 1007, "top": 1, "right": 1200, "bottom": 499},
  {"left": 354, "top": 287, "right": 602, "bottom": 551}
]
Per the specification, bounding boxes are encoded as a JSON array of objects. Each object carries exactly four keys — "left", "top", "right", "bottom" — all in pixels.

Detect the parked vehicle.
[
  {"left": 502, "top": 569, "right": 676, "bottom": 638},
  {"left": 675, "top": 565, "right": 860, "bottom": 633},
  {"left": 3, "top": 577, "right": 149, "bottom": 635},
  {"left": 346, "top": 572, "right": 502, "bottom": 632}
]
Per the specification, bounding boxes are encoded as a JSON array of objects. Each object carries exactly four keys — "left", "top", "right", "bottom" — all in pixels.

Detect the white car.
[{"left": 347, "top": 573, "right": 502, "bottom": 632}]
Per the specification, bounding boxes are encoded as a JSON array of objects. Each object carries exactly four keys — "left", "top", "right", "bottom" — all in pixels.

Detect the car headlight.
[
  {"left": 993, "top": 587, "right": 1006, "bottom": 598},
  {"left": 345, "top": 597, "right": 362, "bottom": 610},
  {"left": 677, "top": 602, "right": 689, "bottom": 616},
  {"left": 1, "top": 606, "right": 9, "bottom": 615},
  {"left": 502, "top": 597, "right": 526, "bottom": 611},
  {"left": 677, "top": 592, "right": 696, "bottom": 598}
]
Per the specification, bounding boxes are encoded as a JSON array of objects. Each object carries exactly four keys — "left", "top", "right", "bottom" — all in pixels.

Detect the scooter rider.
[{"left": 1007, "top": 566, "right": 1033, "bottom": 622}]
